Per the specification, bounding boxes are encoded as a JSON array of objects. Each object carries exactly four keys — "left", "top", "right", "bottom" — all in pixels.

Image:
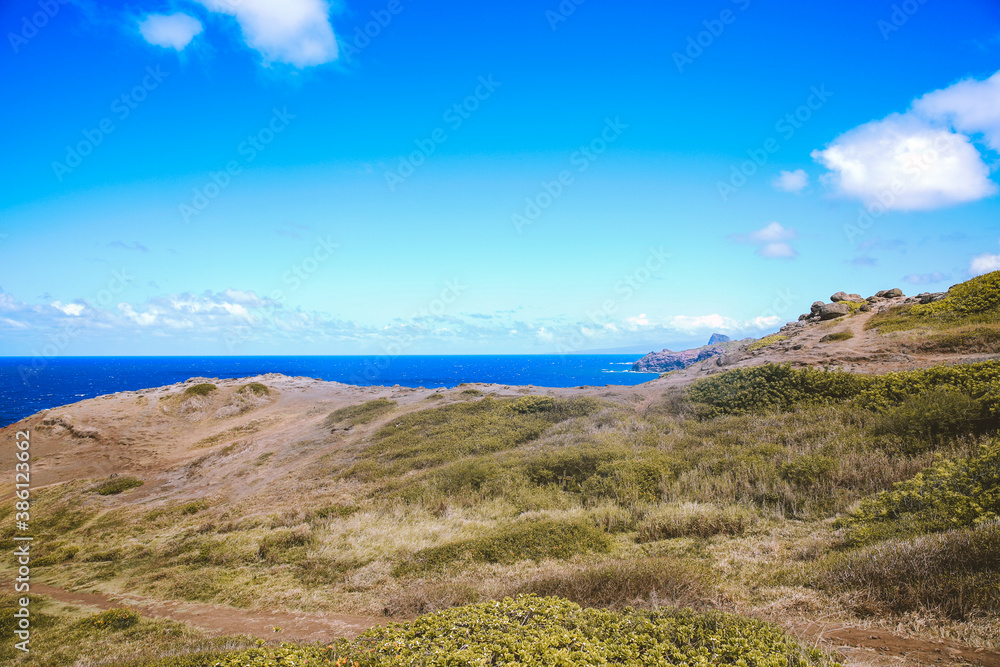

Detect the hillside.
[{"left": 2, "top": 273, "right": 1000, "bottom": 666}]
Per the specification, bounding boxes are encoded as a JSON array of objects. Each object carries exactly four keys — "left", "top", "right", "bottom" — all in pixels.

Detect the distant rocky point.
[{"left": 632, "top": 333, "right": 743, "bottom": 373}]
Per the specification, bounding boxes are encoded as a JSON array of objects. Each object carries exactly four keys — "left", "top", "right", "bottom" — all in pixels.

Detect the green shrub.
[
  {"left": 820, "top": 331, "right": 854, "bottom": 343},
  {"left": 866, "top": 387, "right": 983, "bottom": 449},
  {"left": 636, "top": 503, "right": 754, "bottom": 541},
  {"left": 780, "top": 455, "right": 837, "bottom": 488},
  {"left": 747, "top": 334, "right": 788, "bottom": 353},
  {"left": 184, "top": 383, "right": 217, "bottom": 397},
  {"left": 837, "top": 441, "right": 1000, "bottom": 545},
  {"left": 316, "top": 596, "right": 836, "bottom": 667},
  {"left": 325, "top": 398, "right": 397, "bottom": 427},
  {"left": 821, "top": 522, "right": 1000, "bottom": 619},
  {"left": 394, "top": 520, "right": 611, "bottom": 576},
  {"left": 92, "top": 476, "right": 144, "bottom": 496},
  {"left": 237, "top": 382, "right": 270, "bottom": 396},
  {"left": 80, "top": 608, "right": 140, "bottom": 630},
  {"left": 179, "top": 500, "right": 208, "bottom": 515},
  {"left": 686, "top": 364, "right": 866, "bottom": 417}
]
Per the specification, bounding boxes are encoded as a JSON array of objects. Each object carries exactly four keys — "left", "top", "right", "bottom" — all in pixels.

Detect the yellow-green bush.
[
  {"left": 92, "top": 476, "right": 144, "bottom": 496},
  {"left": 868, "top": 271, "right": 1000, "bottom": 333},
  {"left": 81, "top": 608, "right": 140, "bottom": 630},
  {"left": 837, "top": 441, "right": 1000, "bottom": 545},
  {"left": 747, "top": 334, "right": 788, "bottom": 353},
  {"left": 311, "top": 596, "right": 837, "bottom": 667},
  {"left": 183, "top": 383, "right": 217, "bottom": 397}
]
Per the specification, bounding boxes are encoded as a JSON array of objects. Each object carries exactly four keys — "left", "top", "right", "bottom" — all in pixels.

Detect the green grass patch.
[
  {"left": 236, "top": 382, "right": 270, "bottom": 396},
  {"left": 819, "top": 331, "right": 854, "bottom": 343},
  {"left": 325, "top": 398, "right": 397, "bottom": 427},
  {"left": 746, "top": 334, "right": 788, "bottom": 353},
  {"left": 92, "top": 476, "right": 144, "bottom": 496},
  {"left": 184, "top": 383, "right": 217, "bottom": 397},
  {"left": 348, "top": 396, "right": 602, "bottom": 479},
  {"left": 394, "top": 520, "right": 611, "bottom": 576}
]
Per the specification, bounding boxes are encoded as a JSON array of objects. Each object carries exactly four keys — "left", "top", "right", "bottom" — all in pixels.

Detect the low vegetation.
[
  {"left": 92, "top": 475, "right": 144, "bottom": 496},
  {"left": 746, "top": 333, "right": 788, "bottom": 353},
  {"left": 325, "top": 397, "right": 397, "bottom": 427},
  {"left": 819, "top": 330, "right": 854, "bottom": 343},
  {"left": 183, "top": 383, "right": 218, "bottom": 397}
]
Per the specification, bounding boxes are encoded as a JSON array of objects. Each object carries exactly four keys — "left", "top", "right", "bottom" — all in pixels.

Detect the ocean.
[{"left": 0, "top": 355, "right": 656, "bottom": 427}]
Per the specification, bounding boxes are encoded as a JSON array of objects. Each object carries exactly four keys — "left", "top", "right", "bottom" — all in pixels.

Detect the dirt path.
[
  {"left": 26, "top": 582, "right": 383, "bottom": 642},
  {"left": 22, "top": 582, "right": 1000, "bottom": 665}
]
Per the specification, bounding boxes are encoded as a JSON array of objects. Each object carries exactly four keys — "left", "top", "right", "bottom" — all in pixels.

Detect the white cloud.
[
  {"left": 971, "top": 253, "right": 1000, "bottom": 276},
  {"left": 51, "top": 302, "right": 85, "bottom": 316},
  {"left": 198, "top": 0, "right": 338, "bottom": 67},
  {"left": 813, "top": 70, "right": 1000, "bottom": 211},
  {"left": 139, "top": 13, "right": 203, "bottom": 50},
  {"left": 730, "top": 222, "right": 799, "bottom": 260},
  {"left": 812, "top": 114, "right": 995, "bottom": 211},
  {"left": 772, "top": 169, "right": 809, "bottom": 193},
  {"left": 757, "top": 242, "right": 798, "bottom": 259},
  {"left": 903, "top": 272, "right": 947, "bottom": 285},
  {"left": 914, "top": 71, "right": 1000, "bottom": 150}
]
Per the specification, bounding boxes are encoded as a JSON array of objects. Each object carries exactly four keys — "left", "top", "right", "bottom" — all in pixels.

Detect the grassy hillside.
[{"left": 5, "top": 273, "right": 1000, "bottom": 664}]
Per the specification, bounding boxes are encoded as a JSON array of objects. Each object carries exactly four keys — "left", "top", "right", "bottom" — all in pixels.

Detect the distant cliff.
[{"left": 632, "top": 334, "right": 742, "bottom": 373}]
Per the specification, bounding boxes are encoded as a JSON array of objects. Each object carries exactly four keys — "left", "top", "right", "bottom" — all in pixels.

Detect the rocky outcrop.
[
  {"left": 800, "top": 288, "right": 905, "bottom": 323},
  {"left": 632, "top": 334, "right": 748, "bottom": 373}
]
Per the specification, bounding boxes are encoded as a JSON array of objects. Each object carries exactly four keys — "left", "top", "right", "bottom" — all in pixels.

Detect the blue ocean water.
[{"left": 0, "top": 355, "right": 655, "bottom": 427}]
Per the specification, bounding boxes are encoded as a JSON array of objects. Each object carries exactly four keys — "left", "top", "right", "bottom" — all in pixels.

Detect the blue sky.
[{"left": 2, "top": 0, "right": 1000, "bottom": 356}]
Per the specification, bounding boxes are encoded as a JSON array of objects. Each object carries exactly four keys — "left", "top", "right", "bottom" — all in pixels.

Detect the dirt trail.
[
  {"left": 26, "top": 582, "right": 382, "bottom": 642},
  {"left": 22, "top": 582, "right": 1000, "bottom": 665}
]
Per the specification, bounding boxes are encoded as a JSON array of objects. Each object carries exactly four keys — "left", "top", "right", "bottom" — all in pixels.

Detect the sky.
[{"left": 1, "top": 0, "right": 1000, "bottom": 357}]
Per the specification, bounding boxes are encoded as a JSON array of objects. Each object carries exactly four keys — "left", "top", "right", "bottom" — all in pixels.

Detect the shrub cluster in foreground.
[{"left": 203, "top": 596, "right": 836, "bottom": 667}]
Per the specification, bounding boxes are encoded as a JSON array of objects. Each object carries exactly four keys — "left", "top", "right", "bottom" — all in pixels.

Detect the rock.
[
  {"left": 847, "top": 293, "right": 864, "bottom": 302},
  {"left": 819, "top": 303, "right": 851, "bottom": 320},
  {"left": 918, "top": 291, "right": 947, "bottom": 305},
  {"left": 859, "top": 303, "right": 871, "bottom": 312},
  {"left": 707, "top": 333, "right": 731, "bottom": 345},
  {"left": 810, "top": 301, "right": 825, "bottom": 315},
  {"left": 632, "top": 346, "right": 726, "bottom": 373},
  {"left": 879, "top": 288, "right": 904, "bottom": 298},
  {"left": 830, "top": 292, "right": 850, "bottom": 303}
]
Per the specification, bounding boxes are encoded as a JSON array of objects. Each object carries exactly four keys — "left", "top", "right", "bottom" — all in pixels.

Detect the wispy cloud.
[
  {"left": 108, "top": 241, "right": 150, "bottom": 253},
  {"left": 729, "top": 222, "right": 799, "bottom": 260},
  {"left": 772, "top": 169, "right": 809, "bottom": 193},
  {"left": 138, "top": 13, "right": 203, "bottom": 51},
  {"left": 197, "top": 0, "right": 339, "bottom": 67},
  {"left": 903, "top": 271, "right": 947, "bottom": 285}
]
